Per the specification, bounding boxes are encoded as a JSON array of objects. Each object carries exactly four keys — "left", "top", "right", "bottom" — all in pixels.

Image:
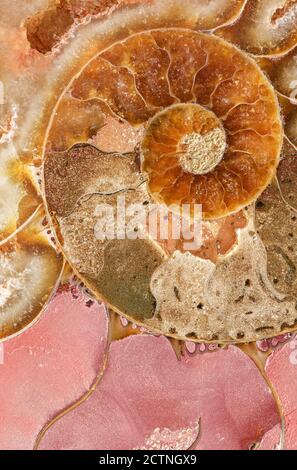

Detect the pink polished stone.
[
  {"left": 258, "top": 424, "right": 281, "bottom": 450},
  {"left": 39, "top": 335, "right": 278, "bottom": 450},
  {"left": 264, "top": 338, "right": 297, "bottom": 449},
  {"left": 0, "top": 289, "right": 108, "bottom": 450}
]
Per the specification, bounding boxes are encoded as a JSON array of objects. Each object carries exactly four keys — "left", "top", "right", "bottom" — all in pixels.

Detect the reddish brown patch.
[
  {"left": 25, "top": 0, "right": 152, "bottom": 54},
  {"left": 271, "top": 0, "right": 297, "bottom": 24},
  {"left": 25, "top": 1, "right": 74, "bottom": 54},
  {"left": 215, "top": 211, "right": 247, "bottom": 257},
  {"left": 155, "top": 208, "right": 247, "bottom": 263}
]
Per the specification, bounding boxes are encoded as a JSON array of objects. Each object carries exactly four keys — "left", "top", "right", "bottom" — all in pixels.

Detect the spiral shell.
[
  {"left": 3, "top": 0, "right": 297, "bottom": 343},
  {"left": 42, "top": 27, "right": 290, "bottom": 342},
  {"left": 46, "top": 29, "right": 282, "bottom": 220}
]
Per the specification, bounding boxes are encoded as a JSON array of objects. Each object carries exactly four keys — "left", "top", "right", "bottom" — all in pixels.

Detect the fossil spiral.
[{"left": 2, "top": 0, "right": 297, "bottom": 343}]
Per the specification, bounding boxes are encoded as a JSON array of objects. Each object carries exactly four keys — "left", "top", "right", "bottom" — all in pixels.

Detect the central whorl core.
[{"left": 179, "top": 124, "right": 226, "bottom": 175}]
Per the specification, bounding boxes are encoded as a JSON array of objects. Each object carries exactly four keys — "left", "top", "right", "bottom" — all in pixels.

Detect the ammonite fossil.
[{"left": 2, "top": 0, "right": 297, "bottom": 346}]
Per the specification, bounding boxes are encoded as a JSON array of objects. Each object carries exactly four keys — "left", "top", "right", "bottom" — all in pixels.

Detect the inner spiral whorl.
[
  {"left": 143, "top": 103, "right": 226, "bottom": 178},
  {"left": 141, "top": 103, "right": 227, "bottom": 211}
]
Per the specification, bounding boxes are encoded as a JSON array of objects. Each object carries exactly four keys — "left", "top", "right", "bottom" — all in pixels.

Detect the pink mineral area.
[
  {"left": 264, "top": 337, "right": 297, "bottom": 449},
  {"left": 0, "top": 289, "right": 108, "bottom": 450},
  {"left": 258, "top": 424, "right": 281, "bottom": 450},
  {"left": 90, "top": 115, "right": 145, "bottom": 153},
  {"left": 39, "top": 335, "right": 278, "bottom": 450}
]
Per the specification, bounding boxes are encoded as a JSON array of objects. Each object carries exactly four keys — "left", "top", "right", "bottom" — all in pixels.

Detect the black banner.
[{"left": 0, "top": 450, "right": 291, "bottom": 465}]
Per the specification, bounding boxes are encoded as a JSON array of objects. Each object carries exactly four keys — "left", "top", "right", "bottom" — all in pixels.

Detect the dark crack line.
[{"left": 60, "top": 179, "right": 149, "bottom": 222}]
